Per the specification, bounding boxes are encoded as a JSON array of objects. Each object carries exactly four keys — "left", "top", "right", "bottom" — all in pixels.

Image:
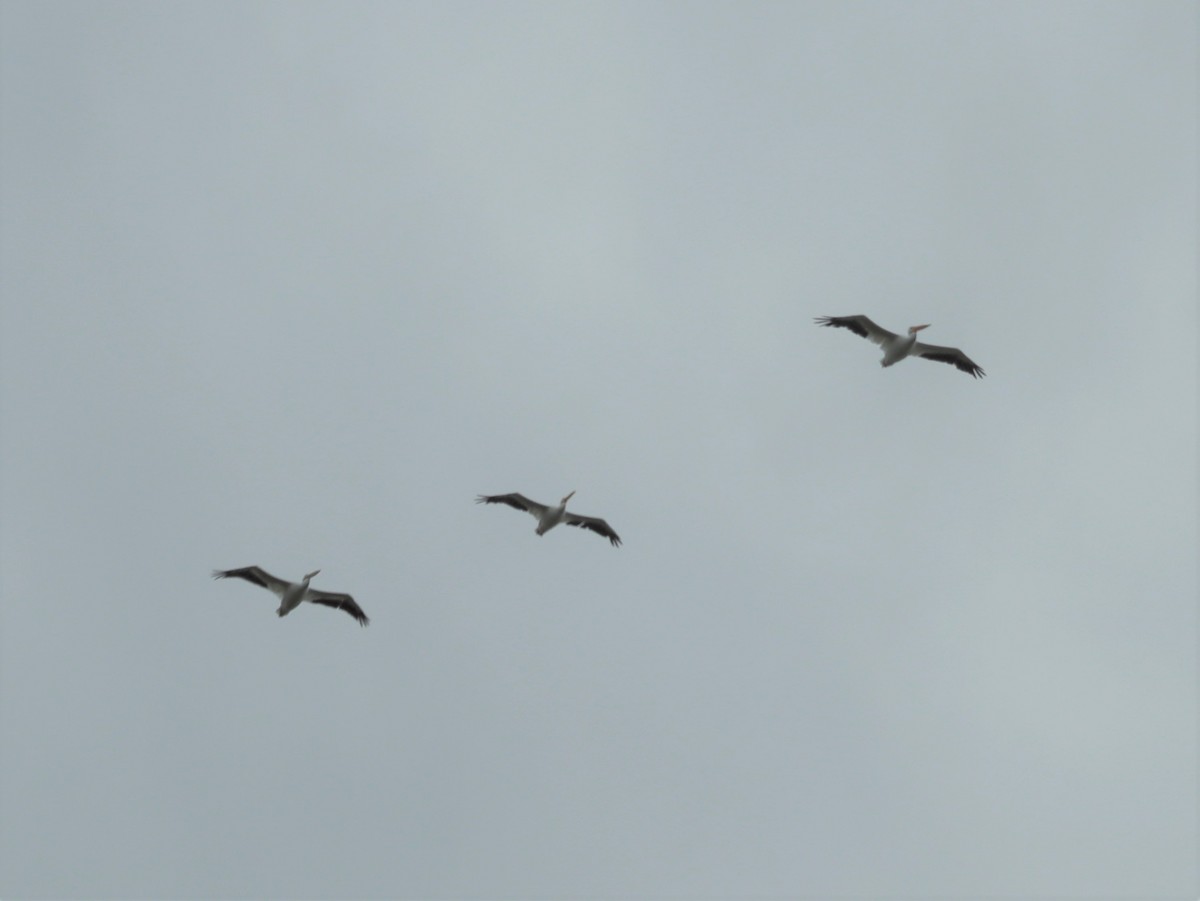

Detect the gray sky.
[{"left": 1, "top": 2, "right": 1195, "bottom": 898}]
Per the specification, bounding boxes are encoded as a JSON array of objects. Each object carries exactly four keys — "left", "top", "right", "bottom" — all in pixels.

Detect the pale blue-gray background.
[{"left": 1, "top": 2, "right": 1195, "bottom": 898}]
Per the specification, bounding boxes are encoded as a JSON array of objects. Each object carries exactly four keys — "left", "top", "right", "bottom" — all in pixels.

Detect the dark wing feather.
[
  {"left": 814, "top": 314, "right": 896, "bottom": 344},
  {"left": 212, "top": 566, "right": 283, "bottom": 592},
  {"left": 307, "top": 590, "right": 370, "bottom": 627},
  {"left": 912, "top": 342, "right": 985, "bottom": 378},
  {"left": 564, "top": 515, "right": 622, "bottom": 547},
  {"left": 475, "top": 493, "right": 547, "bottom": 516}
]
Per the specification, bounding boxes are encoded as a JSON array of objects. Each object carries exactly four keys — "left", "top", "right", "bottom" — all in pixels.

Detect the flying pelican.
[
  {"left": 212, "top": 566, "right": 370, "bottom": 626},
  {"left": 476, "top": 491, "right": 622, "bottom": 546},
  {"left": 815, "top": 315, "right": 985, "bottom": 378}
]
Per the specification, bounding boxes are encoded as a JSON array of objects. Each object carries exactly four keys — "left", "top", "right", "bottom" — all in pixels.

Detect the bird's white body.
[
  {"left": 880, "top": 330, "right": 920, "bottom": 367},
  {"left": 535, "top": 495, "right": 571, "bottom": 535},
  {"left": 277, "top": 569, "right": 321, "bottom": 617}
]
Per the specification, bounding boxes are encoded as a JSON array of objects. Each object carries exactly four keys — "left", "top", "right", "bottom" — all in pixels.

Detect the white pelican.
[
  {"left": 476, "top": 491, "right": 622, "bottom": 546},
  {"left": 212, "top": 566, "right": 370, "bottom": 626},
  {"left": 815, "top": 315, "right": 985, "bottom": 378}
]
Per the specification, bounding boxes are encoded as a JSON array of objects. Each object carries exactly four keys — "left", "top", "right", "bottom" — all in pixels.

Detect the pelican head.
[
  {"left": 303, "top": 569, "right": 321, "bottom": 581},
  {"left": 562, "top": 490, "right": 576, "bottom": 505},
  {"left": 909, "top": 324, "right": 930, "bottom": 334}
]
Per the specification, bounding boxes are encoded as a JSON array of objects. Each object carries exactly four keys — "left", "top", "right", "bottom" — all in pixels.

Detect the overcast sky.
[{"left": 1, "top": 2, "right": 1195, "bottom": 899}]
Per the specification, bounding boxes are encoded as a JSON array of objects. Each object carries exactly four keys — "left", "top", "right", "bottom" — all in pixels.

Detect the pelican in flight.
[
  {"left": 212, "top": 566, "right": 370, "bottom": 626},
  {"left": 476, "top": 491, "right": 622, "bottom": 546},
  {"left": 815, "top": 315, "right": 985, "bottom": 378}
]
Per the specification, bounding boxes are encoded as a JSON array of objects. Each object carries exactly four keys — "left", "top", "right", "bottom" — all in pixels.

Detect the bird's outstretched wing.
[
  {"left": 475, "top": 493, "right": 548, "bottom": 519},
  {"left": 814, "top": 315, "right": 897, "bottom": 346},
  {"left": 912, "top": 341, "right": 986, "bottom": 378},
  {"left": 564, "top": 514, "right": 622, "bottom": 547},
  {"left": 307, "top": 590, "right": 370, "bottom": 627},
  {"left": 212, "top": 566, "right": 289, "bottom": 599}
]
